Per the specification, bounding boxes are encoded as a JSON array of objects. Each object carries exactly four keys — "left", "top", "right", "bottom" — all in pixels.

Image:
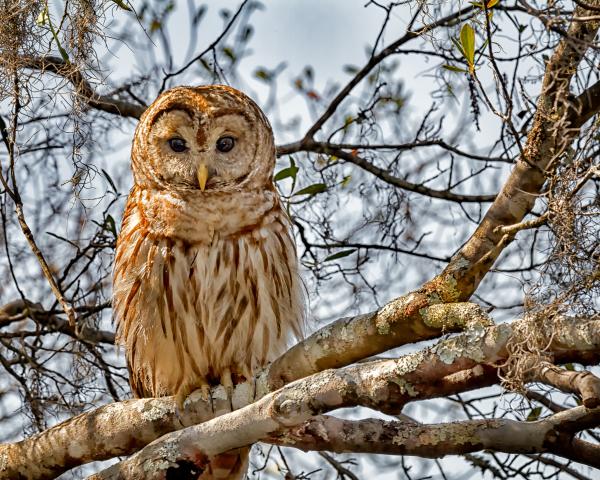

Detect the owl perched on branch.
[{"left": 113, "top": 85, "right": 304, "bottom": 478}]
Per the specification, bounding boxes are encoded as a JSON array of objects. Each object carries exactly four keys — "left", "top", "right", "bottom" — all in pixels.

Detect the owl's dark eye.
[
  {"left": 216, "top": 136, "right": 235, "bottom": 153},
  {"left": 168, "top": 138, "right": 188, "bottom": 153}
]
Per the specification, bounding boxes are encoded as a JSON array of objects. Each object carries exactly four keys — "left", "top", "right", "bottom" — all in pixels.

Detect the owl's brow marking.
[
  {"left": 148, "top": 105, "right": 196, "bottom": 130},
  {"left": 211, "top": 107, "right": 254, "bottom": 123}
]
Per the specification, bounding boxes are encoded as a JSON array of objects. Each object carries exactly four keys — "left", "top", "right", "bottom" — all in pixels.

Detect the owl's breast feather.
[
  {"left": 113, "top": 184, "right": 304, "bottom": 397},
  {"left": 132, "top": 185, "right": 282, "bottom": 244}
]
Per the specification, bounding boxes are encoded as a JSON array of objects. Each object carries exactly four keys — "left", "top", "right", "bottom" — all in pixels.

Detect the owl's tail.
[{"left": 199, "top": 446, "right": 249, "bottom": 479}]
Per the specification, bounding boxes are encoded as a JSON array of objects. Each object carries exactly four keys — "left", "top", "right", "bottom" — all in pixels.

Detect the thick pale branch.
[
  {"left": 437, "top": 1, "right": 600, "bottom": 299},
  {"left": 268, "top": 412, "right": 600, "bottom": 467},
  {"left": 0, "top": 384, "right": 255, "bottom": 480},
  {"left": 268, "top": 302, "right": 492, "bottom": 388},
  {"left": 89, "top": 316, "right": 600, "bottom": 479},
  {"left": 1, "top": 315, "right": 598, "bottom": 479}
]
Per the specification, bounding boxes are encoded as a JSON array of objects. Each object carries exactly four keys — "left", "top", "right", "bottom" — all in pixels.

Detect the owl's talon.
[
  {"left": 174, "top": 389, "right": 188, "bottom": 413},
  {"left": 173, "top": 390, "right": 189, "bottom": 425},
  {"left": 174, "top": 379, "right": 213, "bottom": 418},
  {"left": 220, "top": 368, "right": 234, "bottom": 409},
  {"left": 201, "top": 384, "right": 211, "bottom": 402}
]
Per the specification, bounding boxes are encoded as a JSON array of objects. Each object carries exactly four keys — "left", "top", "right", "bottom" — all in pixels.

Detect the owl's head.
[{"left": 131, "top": 85, "right": 276, "bottom": 193}]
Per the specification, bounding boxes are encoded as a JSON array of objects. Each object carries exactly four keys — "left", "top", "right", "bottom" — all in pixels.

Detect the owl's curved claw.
[
  {"left": 173, "top": 389, "right": 188, "bottom": 425},
  {"left": 200, "top": 384, "right": 215, "bottom": 414},
  {"left": 200, "top": 383, "right": 211, "bottom": 402},
  {"left": 174, "top": 379, "right": 214, "bottom": 420}
]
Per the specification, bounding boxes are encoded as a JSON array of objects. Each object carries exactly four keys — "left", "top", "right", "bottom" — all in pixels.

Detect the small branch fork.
[
  {"left": 20, "top": 56, "right": 145, "bottom": 119},
  {"left": 277, "top": 140, "right": 498, "bottom": 203}
]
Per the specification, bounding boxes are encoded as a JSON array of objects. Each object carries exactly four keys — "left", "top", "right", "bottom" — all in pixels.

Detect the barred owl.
[{"left": 112, "top": 85, "right": 304, "bottom": 478}]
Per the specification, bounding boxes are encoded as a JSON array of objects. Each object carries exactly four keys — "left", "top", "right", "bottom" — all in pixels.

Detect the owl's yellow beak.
[{"left": 197, "top": 163, "right": 209, "bottom": 192}]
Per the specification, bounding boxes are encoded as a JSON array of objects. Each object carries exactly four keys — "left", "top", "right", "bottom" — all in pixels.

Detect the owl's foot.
[
  {"left": 220, "top": 367, "right": 234, "bottom": 410},
  {"left": 174, "top": 378, "right": 213, "bottom": 417},
  {"left": 241, "top": 365, "right": 256, "bottom": 399}
]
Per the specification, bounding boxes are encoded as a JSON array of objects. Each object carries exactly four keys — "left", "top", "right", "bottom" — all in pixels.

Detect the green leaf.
[
  {"left": 274, "top": 164, "right": 299, "bottom": 182},
  {"left": 442, "top": 64, "right": 468, "bottom": 74},
  {"left": 102, "top": 169, "right": 118, "bottom": 194},
  {"left": 254, "top": 68, "right": 272, "bottom": 83},
  {"left": 110, "top": 0, "right": 132, "bottom": 11},
  {"left": 324, "top": 249, "right": 356, "bottom": 262},
  {"left": 343, "top": 64, "right": 359, "bottom": 75},
  {"left": 526, "top": 406, "right": 542, "bottom": 422},
  {"left": 104, "top": 215, "right": 117, "bottom": 237},
  {"left": 222, "top": 46, "right": 236, "bottom": 61},
  {"left": 44, "top": 9, "right": 70, "bottom": 63},
  {"left": 564, "top": 363, "right": 575, "bottom": 371},
  {"left": 451, "top": 37, "right": 465, "bottom": 57},
  {"left": 56, "top": 42, "right": 70, "bottom": 63},
  {"left": 36, "top": 6, "right": 49, "bottom": 26},
  {"left": 150, "top": 19, "right": 161, "bottom": 33},
  {"left": 340, "top": 175, "right": 352, "bottom": 188},
  {"left": 200, "top": 58, "right": 212, "bottom": 71},
  {"left": 460, "top": 23, "right": 476, "bottom": 73},
  {"left": 293, "top": 183, "right": 327, "bottom": 197}
]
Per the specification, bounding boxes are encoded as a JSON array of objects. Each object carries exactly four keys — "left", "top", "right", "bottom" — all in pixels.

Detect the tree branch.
[
  {"left": 2, "top": 314, "right": 598, "bottom": 480},
  {"left": 0, "top": 299, "right": 115, "bottom": 345},
  {"left": 21, "top": 56, "right": 145, "bottom": 119},
  {"left": 302, "top": 6, "right": 476, "bottom": 140},
  {"left": 268, "top": 412, "right": 600, "bottom": 467},
  {"left": 89, "top": 314, "right": 600, "bottom": 479},
  {"left": 280, "top": 141, "right": 498, "bottom": 203},
  {"left": 530, "top": 361, "right": 600, "bottom": 408}
]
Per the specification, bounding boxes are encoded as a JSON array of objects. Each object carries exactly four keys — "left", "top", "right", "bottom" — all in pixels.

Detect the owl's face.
[{"left": 132, "top": 85, "right": 276, "bottom": 193}]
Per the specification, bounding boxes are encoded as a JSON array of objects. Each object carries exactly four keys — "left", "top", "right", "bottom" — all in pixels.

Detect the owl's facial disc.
[{"left": 146, "top": 107, "right": 262, "bottom": 192}]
